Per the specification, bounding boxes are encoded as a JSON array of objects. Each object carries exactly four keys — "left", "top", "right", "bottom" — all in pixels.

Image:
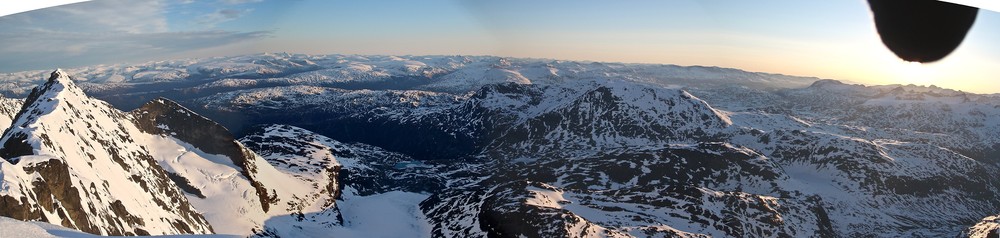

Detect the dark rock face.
[
  {"left": 166, "top": 172, "right": 206, "bottom": 199},
  {"left": 131, "top": 98, "right": 247, "bottom": 167},
  {"left": 129, "top": 98, "right": 277, "bottom": 212},
  {"left": 0, "top": 195, "right": 42, "bottom": 222},
  {"left": 476, "top": 181, "right": 631, "bottom": 238},
  {"left": 0, "top": 133, "right": 33, "bottom": 161},
  {"left": 22, "top": 159, "right": 94, "bottom": 233}
]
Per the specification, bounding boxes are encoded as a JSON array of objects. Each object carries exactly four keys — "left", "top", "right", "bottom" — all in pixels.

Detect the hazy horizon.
[
  {"left": 0, "top": 51, "right": 864, "bottom": 88},
  {"left": 0, "top": 0, "right": 998, "bottom": 93}
]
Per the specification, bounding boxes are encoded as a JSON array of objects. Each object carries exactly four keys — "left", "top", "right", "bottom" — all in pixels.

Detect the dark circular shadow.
[{"left": 868, "top": 0, "right": 979, "bottom": 63}]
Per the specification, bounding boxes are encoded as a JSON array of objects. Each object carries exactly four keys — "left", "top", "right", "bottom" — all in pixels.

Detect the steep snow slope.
[
  {"left": 130, "top": 99, "right": 343, "bottom": 236},
  {"left": 0, "top": 70, "right": 213, "bottom": 235},
  {"left": 238, "top": 124, "right": 443, "bottom": 237}
]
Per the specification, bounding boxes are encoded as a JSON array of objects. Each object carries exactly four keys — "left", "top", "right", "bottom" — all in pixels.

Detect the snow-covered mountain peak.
[
  {"left": 0, "top": 69, "right": 118, "bottom": 160},
  {"left": 51, "top": 68, "right": 68, "bottom": 79},
  {"left": 0, "top": 70, "right": 356, "bottom": 236},
  {"left": 809, "top": 79, "right": 846, "bottom": 87},
  {"left": 0, "top": 70, "right": 214, "bottom": 235},
  {"left": 38, "top": 69, "right": 81, "bottom": 96}
]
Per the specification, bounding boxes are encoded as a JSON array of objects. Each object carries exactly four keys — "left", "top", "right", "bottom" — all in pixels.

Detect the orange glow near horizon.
[{"left": 2, "top": 0, "right": 997, "bottom": 93}]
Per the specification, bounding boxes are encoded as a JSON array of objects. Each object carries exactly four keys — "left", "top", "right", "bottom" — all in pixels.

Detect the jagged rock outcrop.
[
  {"left": 0, "top": 70, "right": 213, "bottom": 235},
  {"left": 968, "top": 216, "right": 1000, "bottom": 238},
  {"left": 963, "top": 216, "right": 1000, "bottom": 238}
]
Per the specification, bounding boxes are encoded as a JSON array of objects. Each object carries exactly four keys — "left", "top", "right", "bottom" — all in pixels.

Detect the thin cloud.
[
  {"left": 197, "top": 8, "right": 253, "bottom": 27},
  {"left": 0, "top": 0, "right": 169, "bottom": 34},
  {"left": 0, "top": 0, "right": 271, "bottom": 71},
  {"left": 0, "top": 29, "right": 272, "bottom": 71},
  {"left": 221, "top": 0, "right": 262, "bottom": 5}
]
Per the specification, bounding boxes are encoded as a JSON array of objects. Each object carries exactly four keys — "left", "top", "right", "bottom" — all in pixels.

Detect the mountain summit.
[
  {"left": 0, "top": 69, "right": 362, "bottom": 236},
  {"left": 0, "top": 69, "right": 214, "bottom": 235}
]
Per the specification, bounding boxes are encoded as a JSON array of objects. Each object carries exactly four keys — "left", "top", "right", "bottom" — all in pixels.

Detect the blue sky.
[{"left": 1, "top": 0, "right": 998, "bottom": 93}]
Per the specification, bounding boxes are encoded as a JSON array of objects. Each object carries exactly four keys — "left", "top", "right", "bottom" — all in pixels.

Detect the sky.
[{"left": 0, "top": 0, "right": 998, "bottom": 93}]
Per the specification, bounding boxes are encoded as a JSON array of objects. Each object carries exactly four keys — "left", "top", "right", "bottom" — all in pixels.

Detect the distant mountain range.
[{"left": 1, "top": 54, "right": 999, "bottom": 237}]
